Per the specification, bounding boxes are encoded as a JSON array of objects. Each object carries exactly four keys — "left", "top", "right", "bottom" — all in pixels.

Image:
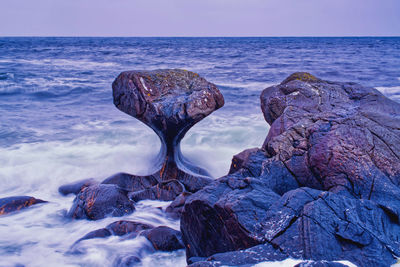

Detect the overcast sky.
[{"left": 1, "top": 0, "right": 399, "bottom": 37}]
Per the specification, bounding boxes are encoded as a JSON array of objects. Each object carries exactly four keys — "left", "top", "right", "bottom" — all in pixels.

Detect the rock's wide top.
[
  {"left": 112, "top": 69, "right": 224, "bottom": 127},
  {"left": 261, "top": 72, "right": 400, "bottom": 126}
]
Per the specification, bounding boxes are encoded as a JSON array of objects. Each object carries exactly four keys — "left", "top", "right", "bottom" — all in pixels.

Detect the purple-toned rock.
[
  {"left": 67, "top": 184, "right": 135, "bottom": 220},
  {"left": 181, "top": 73, "right": 400, "bottom": 267},
  {"left": 0, "top": 196, "right": 47, "bottom": 216},
  {"left": 260, "top": 72, "right": 400, "bottom": 212},
  {"left": 128, "top": 180, "right": 184, "bottom": 202},
  {"left": 181, "top": 174, "right": 281, "bottom": 259},
  {"left": 101, "top": 172, "right": 158, "bottom": 192},
  {"left": 141, "top": 226, "right": 184, "bottom": 251},
  {"left": 59, "top": 178, "right": 97, "bottom": 196},
  {"left": 166, "top": 192, "right": 192, "bottom": 219},
  {"left": 112, "top": 69, "right": 223, "bottom": 185},
  {"left": 188, "top": 243, "right": 288, "bottom": 266}
]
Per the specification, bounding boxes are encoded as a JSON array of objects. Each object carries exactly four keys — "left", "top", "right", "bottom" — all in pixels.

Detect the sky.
[{"left": 0, "top": 0, "right": 399, "bottom": 37}]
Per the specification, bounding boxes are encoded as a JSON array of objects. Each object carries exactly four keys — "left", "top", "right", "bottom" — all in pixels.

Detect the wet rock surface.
[
  {"left": 181, "top": 73, "right": 400, "bottom": 267},
  {"left": 59, "top": 178, "right": 97, "bottom": 196},
  {"left": 76, "top": 220, "right": 153, "bottom": 243},
  {"left": 0, "top": 196, "right": 47, "bottom": 216},
  {"left": 141, "top": 226, "right": 185, "bottom": 251},
  {"left": 67, "top": 70, "right": 223, "bottom": 220},
  {"left": 75, "top": 220, "right": 184, "bottom": 253},
  {"left": 67, "top": 184, "right": 135, "bottom": 220},
  {"left": 294, "top": 261, "right": 350, "bottom": 267},
  {"left": 112, "top": 69, "right": 223, "bottom": 185}
]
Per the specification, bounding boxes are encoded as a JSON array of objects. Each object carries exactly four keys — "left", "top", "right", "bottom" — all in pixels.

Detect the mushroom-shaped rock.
[
  {"left": 67, "top": 184, "right": 135, "bottom": 220},
  {"left": 0, "top": 196, "right": 47, "bottom": 216},
  {"left": 112, "top": 69, "right": 224, "bottom": 183}
]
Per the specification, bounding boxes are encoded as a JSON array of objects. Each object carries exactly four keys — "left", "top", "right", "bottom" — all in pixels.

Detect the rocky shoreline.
[{"left": 1, "top": 70, "right": 399, "bottom": 267}]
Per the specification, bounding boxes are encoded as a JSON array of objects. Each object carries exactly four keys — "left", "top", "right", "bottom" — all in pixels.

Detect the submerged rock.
[
  {"left": 67, "top": 184, "right": 135, "bottom": 220},
  {"left": 75, "top": 220, "right": 183, "bottom": 251},
  {"left": 0, "top": 196, "right": 47, "bottom": 216},
  {"left": 181, "top": 73, "right": 400, "bottom": 267},
  {"left": 59, "top": 178, "right": 97, "bottom": 196},
  {"left": 76, "top": 220, "right": 153, "bottom": 243}
]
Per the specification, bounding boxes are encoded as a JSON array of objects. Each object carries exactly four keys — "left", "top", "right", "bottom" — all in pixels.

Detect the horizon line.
[{"left": 1, "top": 35, "right": 400, "bottom": 38}]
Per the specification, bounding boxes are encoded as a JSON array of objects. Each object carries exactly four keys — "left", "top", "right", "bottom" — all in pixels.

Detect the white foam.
[{"left": 376, "top": 86, "right": 400, "bottom": 95}]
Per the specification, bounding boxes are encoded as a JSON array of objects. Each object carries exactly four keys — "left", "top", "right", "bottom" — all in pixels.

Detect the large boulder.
[
  {"left": 260, "top": 72, "right": 400, "bottom": 213},
  {"left": 181, "top": 73, "right": 400, "bottom": 267},
  {"left": 0, "top": 196, "right": 47, "bottom": 216}
]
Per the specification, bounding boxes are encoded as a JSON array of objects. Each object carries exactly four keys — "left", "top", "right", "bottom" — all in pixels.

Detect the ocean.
[{"left": 0, "top": 37, "right": 399, "bottom": 266}]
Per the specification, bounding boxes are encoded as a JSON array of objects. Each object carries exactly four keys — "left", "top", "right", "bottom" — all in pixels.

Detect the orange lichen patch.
[
  {"left": 85, "top": 191, "right": 97, "bottom": 214},
  {"left": 282, "top": 72, "right": 320, "bottom": 84},
  {"left": 159, "top": 158, "right": 168, "bottom": 178}
]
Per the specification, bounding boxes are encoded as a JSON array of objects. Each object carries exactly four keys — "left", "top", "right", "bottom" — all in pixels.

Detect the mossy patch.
[{"left": 282, "top": 72, "right": 320, "bottom": 84}]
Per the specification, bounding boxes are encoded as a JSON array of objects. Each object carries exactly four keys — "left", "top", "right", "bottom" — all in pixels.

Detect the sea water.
[{"left": 0, "top": 37, "right": 399, "bottom": 267}]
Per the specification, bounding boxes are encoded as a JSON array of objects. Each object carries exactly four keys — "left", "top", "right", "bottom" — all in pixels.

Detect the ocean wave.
[
  {"left": 376, "top": 86, "right": 400, "bottom": 96},
  {"left": 0, "top": 58, "right": 120, "bottom": 69},
  {"left": 0, "top": 72, "right": 14, "bottom": 80}
]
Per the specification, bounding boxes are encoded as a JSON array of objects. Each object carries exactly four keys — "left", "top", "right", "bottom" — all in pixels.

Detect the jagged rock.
[
  {"left": 141, "top": 226, "right": 184, "bottom": 251},
  {"left": 76, "top": 220, "right": 153, "bottom": 243},
  {"left": 112, "top": 69, "right": 223, "bottom": 185},
  {"left": 0, "top": 196, "right": 47, "bottom": 216},
  {"left": 128, "top": 180, "right": 184, "bottom": 201},
  {"left": 59, "top": 178, "right": 97, "bottom": 196},
  {"left": 166, "top": 192, "right": 192, "bottom": 219},
  {"left": 260, "top": 72, "right": 400, "bottom": 214},
  {"left": 188, "top": 243, "right": 288, "bottom": 266},
  {"left": 181, "top": 73, "right": 400, "bottom": 267},
  {"left": 67, "top": 184, "right": 135, "bottom": 220},
  {"left": 181, "top": 174, "right": 281, "bottom": 259}
]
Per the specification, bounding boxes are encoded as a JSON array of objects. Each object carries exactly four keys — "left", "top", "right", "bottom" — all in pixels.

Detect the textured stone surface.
[
  {"left": 112, "top": 69, "right": 223, "bottom": 183},
  {"left": 101, "top": 172, "right": 158, "bottom": 192},
  {"left": 0, "top": 196, "right": 47, "bottom": 216},
  {"left": 67, "top": 184, "right": 135, "bottom": 220},
  {"left": 260, "top": 72, "right": 400, "bottom": 211},
  {"left": 141, "top": 226, "right": 184, "bottom": 251},
  {"left": 181, "top": 73, "right": 400, "bottom": 267},
  {"left": 128, "top": 180, "right": 184, "bottom": 202},
  {"left": 189, "top": 243, "right": 288, "bottom": 267},
  {"left": 166, "top": 192, "right": 192, "bottom": 219}
]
